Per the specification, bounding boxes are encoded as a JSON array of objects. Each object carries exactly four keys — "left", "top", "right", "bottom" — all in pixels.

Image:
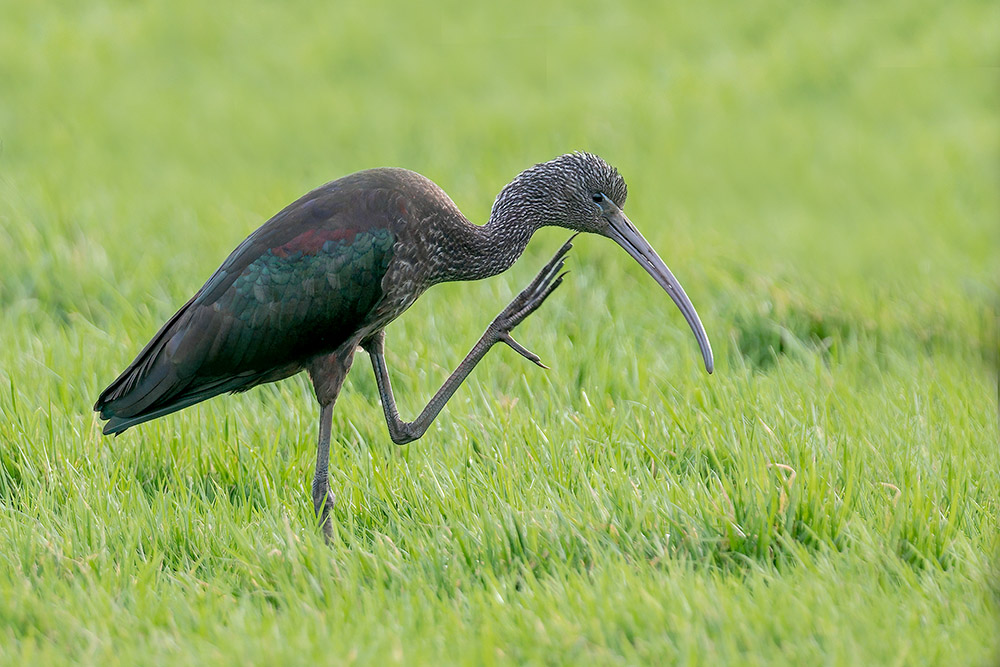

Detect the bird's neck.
[{"left": 431, "top": 202, "right": 541, "bottom": 284}]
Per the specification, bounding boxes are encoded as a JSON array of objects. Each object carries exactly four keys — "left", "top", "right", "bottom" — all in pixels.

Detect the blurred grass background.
[{"left": 0, "top": 0, "right": 997, "bottom": 664}]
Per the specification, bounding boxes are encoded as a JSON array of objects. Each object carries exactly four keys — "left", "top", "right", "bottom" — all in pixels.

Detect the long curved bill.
[{"left": 605, "top": 210, "right": 714, "bottom": 373}]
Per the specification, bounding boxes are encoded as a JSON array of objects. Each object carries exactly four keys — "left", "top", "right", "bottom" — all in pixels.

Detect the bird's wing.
[{"left": 95, "top": 178, "right": 404, "bottom": 433}]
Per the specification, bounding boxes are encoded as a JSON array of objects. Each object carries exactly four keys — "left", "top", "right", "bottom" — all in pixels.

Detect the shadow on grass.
[
  {"left": 732, "top": 306, "right": 855, "bottom": 371},
  {"left": 728, "top": 281, "right": 996, "bottom": 373}
]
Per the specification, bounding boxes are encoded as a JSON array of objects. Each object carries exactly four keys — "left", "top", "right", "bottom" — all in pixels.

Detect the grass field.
[{"left": 1, "top": 1, "right": 998, "bottom": 663}]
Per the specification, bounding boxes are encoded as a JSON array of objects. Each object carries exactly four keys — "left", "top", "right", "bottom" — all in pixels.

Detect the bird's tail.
[
  {"left": 97, "top": 376, "right": 254, "bottom": 435},
  {"left": 94, "top": 297, "right": 254, "bottom": 435}
]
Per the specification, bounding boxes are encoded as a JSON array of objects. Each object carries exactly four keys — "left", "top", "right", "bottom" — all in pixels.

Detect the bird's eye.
[{"left": 592, "top": 193, "right": 605, "bottom": 203}]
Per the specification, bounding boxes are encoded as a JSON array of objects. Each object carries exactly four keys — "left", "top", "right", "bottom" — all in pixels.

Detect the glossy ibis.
[{"left": 95, "top": 152, "right": 713, "bottom": 538}]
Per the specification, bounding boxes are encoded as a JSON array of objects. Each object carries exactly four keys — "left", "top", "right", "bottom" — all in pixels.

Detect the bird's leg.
[
  {"left": 312, "top": 402, "right": 335, "bottom": 540},
  {"left": 307, "top": 346, "right": 356, "bottom": 542},
  {"left": 363, "top": 238, "right": 573, "bottom": 445}
]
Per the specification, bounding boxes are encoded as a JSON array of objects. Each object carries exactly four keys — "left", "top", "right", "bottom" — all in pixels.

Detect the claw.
[
  {"left": 531, "top": 270, "right": 567, "bottom": 312},
  {"left": 525, "top": 239, "right": 573, "bottom": 293},
  {"left": 508, "top": 265, "right": 569, "bottom": 324},
  {"left": 491, "top": 241, "right": 574, "bottom": 367},
  {"left": 500, "top": 332, "right": 549, "bottom": 369}
]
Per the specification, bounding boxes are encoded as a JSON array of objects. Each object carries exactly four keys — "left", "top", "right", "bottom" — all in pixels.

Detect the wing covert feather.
[{"left": 96, "top": 171, "right": 413, "bottom": 432}]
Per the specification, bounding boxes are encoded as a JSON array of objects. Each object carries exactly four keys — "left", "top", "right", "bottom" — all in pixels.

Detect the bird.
[{"left": 94, "top": 152, "right": 714, "bottom": 539}]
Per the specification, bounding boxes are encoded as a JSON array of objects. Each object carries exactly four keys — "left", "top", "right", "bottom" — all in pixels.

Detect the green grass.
[{"left": 1, "top": 0, "right": 998, "bottom": 663}]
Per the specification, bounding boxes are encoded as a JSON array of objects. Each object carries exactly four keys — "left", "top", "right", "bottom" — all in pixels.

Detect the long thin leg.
[
  {"left": 362, "top": 238, "right": 573, "bottom": 445},
  {"left": 312, "top": 402, "right": 335, "bottom": 540},
  {"left": 307, "top": 347, "right": 355, "bottom": 542}
]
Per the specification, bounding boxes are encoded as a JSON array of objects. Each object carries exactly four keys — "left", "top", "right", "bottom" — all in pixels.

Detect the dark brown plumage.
[{"left": 95, "top": 152, "right": 713, "bottom": 539}]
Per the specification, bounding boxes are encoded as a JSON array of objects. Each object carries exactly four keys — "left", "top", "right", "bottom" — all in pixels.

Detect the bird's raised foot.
[
  {"left": 500, "top": 332, "right": 549, "bottom": 369},
  {"left": 489, "top": 237, "right": 573, "bottom": 366}
]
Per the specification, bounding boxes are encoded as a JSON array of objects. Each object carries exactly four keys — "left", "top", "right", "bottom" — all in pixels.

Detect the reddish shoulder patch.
[{"left": 270, "top": 228, "right": 357, "bottom": 258}]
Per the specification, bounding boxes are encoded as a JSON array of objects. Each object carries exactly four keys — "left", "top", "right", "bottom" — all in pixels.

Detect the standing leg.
[
  {"left": 311, "top": 402, "right": 335, "bottom": 540},
  {"left": 307, "top": 346, "right": 356, "bottom": 541}
]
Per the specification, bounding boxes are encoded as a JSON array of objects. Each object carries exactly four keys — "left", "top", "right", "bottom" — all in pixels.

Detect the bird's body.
[
  {"left": 95, "top": 152, "right": 713, "bottom": 539},
  {"left": 96, "top": 167, "right": 534, "bottom": 434}
]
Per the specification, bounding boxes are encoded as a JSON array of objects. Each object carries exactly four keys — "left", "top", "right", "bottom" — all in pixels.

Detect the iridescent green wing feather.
[
  {"left": 199, "top": 226, "right": 396, "bottom": 374},
  {"left": 96, "top": 173, "right": 405, "bottom": 433}
]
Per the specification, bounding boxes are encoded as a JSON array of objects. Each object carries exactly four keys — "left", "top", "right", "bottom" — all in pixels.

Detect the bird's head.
[
  {"left": 495, "top": 152, "right": 714, "bottom": 374},
  {"left": 494, "top": 152, "right": 628, "bottom": 233}
]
